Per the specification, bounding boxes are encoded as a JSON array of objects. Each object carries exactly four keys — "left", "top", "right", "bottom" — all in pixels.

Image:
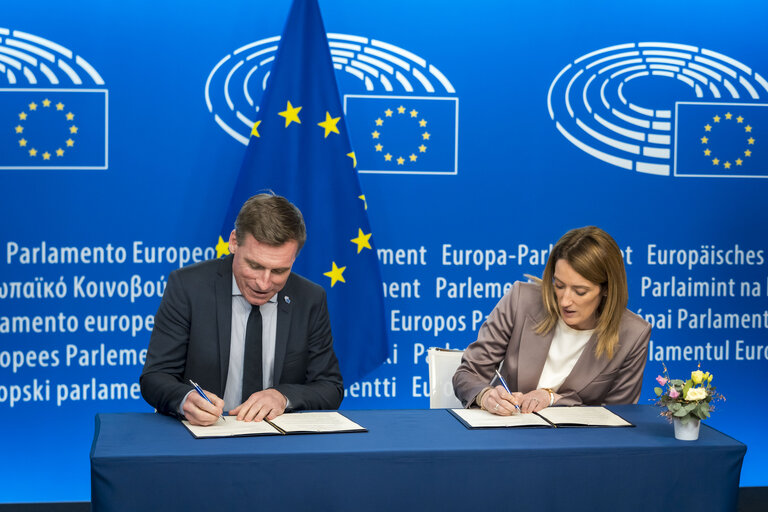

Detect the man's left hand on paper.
[{"left": 230, "top": 388, "right": 288, "bottom": 422}]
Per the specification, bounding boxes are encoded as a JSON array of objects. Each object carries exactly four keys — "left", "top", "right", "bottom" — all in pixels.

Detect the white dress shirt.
[
  {"left": 536, "top": 318, "right": 594, "bottom": 392},
  {"left": 222, "top": 276, "right": 278, "bottom": 411}
]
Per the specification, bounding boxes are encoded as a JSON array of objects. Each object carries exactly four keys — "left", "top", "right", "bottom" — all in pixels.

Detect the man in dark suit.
[{"left": 140, "top": 193, "right": 343, "bottom": 426}]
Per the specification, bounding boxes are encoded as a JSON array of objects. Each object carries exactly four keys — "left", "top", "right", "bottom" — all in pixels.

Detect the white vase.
[{"left": 673, "top": 417, "right": 700, "bottom": 440}]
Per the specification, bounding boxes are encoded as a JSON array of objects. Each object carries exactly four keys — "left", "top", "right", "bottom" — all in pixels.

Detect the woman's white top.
[{"left": 536, "top": 318, "right": 594, "bottom": 391}]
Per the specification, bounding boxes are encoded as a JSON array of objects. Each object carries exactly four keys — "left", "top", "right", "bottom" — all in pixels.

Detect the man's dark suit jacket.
[{"left": 140, "top": 255, "right": 344, "bottom": 417}]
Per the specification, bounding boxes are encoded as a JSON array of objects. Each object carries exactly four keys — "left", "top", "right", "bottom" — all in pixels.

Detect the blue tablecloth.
[{"left": 90, "top": 405, "right": 745, "bottom": 511}]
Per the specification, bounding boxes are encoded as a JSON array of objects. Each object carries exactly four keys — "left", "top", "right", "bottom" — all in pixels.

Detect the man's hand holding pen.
[{"left": 184, "top": 381, "right": 225, "bottom": 426}]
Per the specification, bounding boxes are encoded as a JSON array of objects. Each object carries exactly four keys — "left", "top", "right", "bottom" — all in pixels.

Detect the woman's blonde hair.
[{"left": 536, "top": 226, "right": 628, "bottom": 359}]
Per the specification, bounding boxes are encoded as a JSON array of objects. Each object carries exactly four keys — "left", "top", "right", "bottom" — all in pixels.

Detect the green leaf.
[
  {"left": 654, "top": 387, "right": 663, "bottom": 396},
  {"left": 682, "top": 380, "right": 693, "bottom": 399}
]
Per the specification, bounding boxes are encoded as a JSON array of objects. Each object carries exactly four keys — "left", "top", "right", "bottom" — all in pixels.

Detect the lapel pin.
[{"left": 284, "top": 295, "right": 291, "bottom": 304}]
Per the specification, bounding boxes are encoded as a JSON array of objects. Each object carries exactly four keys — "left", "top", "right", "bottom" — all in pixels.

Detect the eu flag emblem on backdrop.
[
  {"left": 344, "top": 95, "right": 458, "bottom": 175},
  {"left": 218, "top": 0, "right": 388, "bottom": 383},
  {"left": 0, "top": 88, "right": 107, "bottom": 169},
  {"left": 675, "top": 102, "right": 767, "bottom": 178}
]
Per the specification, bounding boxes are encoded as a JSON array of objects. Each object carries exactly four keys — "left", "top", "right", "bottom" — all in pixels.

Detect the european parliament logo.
[
  {"left": 205, "top": 34, "right": 458, "bottom": 175},
  {"left": 0, "top": 28, "right": 108, "bottom": 170},
  {"left": 548, "top": 42, "right": 768, "bottom": 178}
]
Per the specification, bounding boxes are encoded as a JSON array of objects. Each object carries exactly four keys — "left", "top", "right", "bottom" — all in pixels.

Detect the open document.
[
  {"left": 536, "top": 406, "right": 633, "bottom": 427},
  {"left": 182, "top": 411, "right": 367, "bottom": 439},
  {"left": 450, "top": 406, "right": 633, "bottom": 429}
]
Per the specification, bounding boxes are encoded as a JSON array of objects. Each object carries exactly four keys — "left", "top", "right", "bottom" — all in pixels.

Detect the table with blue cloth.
[{"left": 90, "top": 405, "right": 745, "bottom": 512}]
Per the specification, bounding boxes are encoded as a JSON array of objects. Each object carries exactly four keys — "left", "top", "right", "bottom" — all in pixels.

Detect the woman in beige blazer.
[{"left": 453, "top": 226, "right": 651, "bottom": 415}]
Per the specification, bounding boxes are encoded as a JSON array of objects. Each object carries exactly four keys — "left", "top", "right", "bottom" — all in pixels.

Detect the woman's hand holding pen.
[{"left": 481, "top": 386, "right": 521, "bottom": 416}]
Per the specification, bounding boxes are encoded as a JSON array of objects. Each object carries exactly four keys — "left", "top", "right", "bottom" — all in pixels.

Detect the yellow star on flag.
[
  {"left": 704, "top": 149, "right": 711, "bottom": 156},
  {"left": 56, "top": 148, "right": 64, "bottom": 157},
  {"left": 736, "top": 158, "right": 743, "bottom": 165},
  {"left": 278, "top": 101, "right": 302, "bottom": 127},
  {"left": 737, "top": 116, "right": 744, "bottom": 123},
  {"left": 745, "top": 125, "right": 753, "bottom": 133},
  {"left": 419, "top": 144, "right": 427, "bottom": 153},
  {"left": 42, "top": 99, "right": 51, "bottom": 107},
  {"left": 347, "top": 151, "right": 356, "bottom": 168},
  {"left": 371, "top": 130, "right": 380, "bottom": 139},
  {"left": 70, "top": 125, "right": 79, "bottom": 134},
  {"left": 397, "top": 156, "right": 405, "bottom": 165},
  {"left": 350, "top": 228, "right": 372, "bottom": 253},
  {"left": 43, "top": 152, "right": 51, "bottom": 160},
  {"left": 700, "top": 136, "right": 708, "bottom": 144},
  {"left": 19, "top": 138, "right": 27, "bottom": 147},
  {"left": 704, "top": 124, "right": 712, "bottom": 132},
  {"left": 745, "top": 149, "right": 752, "bottom": 157},
  {"left": 215, "top": 236, "right": 230, "bottom": 257},
  {"left": 56, "top": 102, "right": 64, "bottom": 111},
  {"left": 375, "top": 118, "right": 383, "bottom": 126},
  {"left": 385, "top": 108, "right": 393, "bottom": 117},
  {"left": 29, "top": 148, "right": 37, "bottom": 156},
  {"left": 19, "top": 112, "right": 27, "bottom": 120},
  {"left": 409, "top": 153, "right": 417, "bottom": 162},
  {"left": 713, "top": 115, "right": 720, "bottom": 123},
  {"left": 748, "top": 137, "right": 755, "bottom": 145},
  {"left": 422, "top": 131, "right": 431, "bottom": 140},
  {"left": 725, "top": 112, "right": 732, "bottom": 120},
  {"left": 724, "top": 161, "right": 732, "bottom": 169},
  {"left": 66, "top": 139, "right": 75, "bottom": 147},
  {"left": 358, "top": 194, "right": 367, "bottom": 210},
  {"left": 712, "top": 158, "right": 719, "bottom": 165},
  {"left": 323, "top": 262, "right": 346, "bottom": 287},
  {"left": 66, "top": 112, "right": 75, "bottom": 121},
  {"left": 251, "top": 120, "right": 262, "bottom": 137},
  {"left": 397, "top": 105, "right": 406, "bottom": 114},
  {"left": 29, "top": 102, "right": 37, "bottom": 111},
  {"left": 410, "top": 109, "right": 418, "bottom": 118},
  {"left": 15, "top": 125, "right": 23, "bottom": 134},
  {"left": 318, "top": 111, "right": 340, "bottom": 137},
  {"left": 375, "top": 143, "right": 383, "bottom": 152},
  {"left": 384, "top": 153, "right": 392, "bottom": 161},
  {"left": 419, "top": 119, "right": 427, "bottom": 127}
]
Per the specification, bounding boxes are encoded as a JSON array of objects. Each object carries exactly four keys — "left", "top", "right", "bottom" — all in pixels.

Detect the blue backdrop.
[{"left": 1, "top": 0, "right": 766, "bottom": 503}]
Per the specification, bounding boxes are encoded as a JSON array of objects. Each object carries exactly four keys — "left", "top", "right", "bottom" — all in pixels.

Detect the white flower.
[{"left": 685, "top": 387, "right": 707, "bottom": 401}]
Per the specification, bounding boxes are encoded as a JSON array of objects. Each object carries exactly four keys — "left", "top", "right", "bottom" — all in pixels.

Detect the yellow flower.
[
  {"left": 707, "top": 373, "right": 713, "bottom": 383},
  {"left": 691, "top": 370, "right": 705, "bottom": 384},
  {"left": 686, "top": 387, "right": 707, "bottom": 401}
]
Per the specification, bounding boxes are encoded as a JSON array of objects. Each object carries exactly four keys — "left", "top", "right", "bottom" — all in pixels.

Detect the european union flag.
[
  {"left": 0, "top": 88, "right": 107, "bottom": 169},
  {"left": 675, "top": 102, "right": 767, "bottom": 178},
  {"left": 344, "top": 95, "right": 458, "bottom": 174},
  {"left": 219, "top": 0, "right": 388, "bottom": 383}
]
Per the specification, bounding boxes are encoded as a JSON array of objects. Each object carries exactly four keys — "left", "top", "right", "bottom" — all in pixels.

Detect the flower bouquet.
[{"left": 654, "top": 363, "right": 723, "bottom": 440}]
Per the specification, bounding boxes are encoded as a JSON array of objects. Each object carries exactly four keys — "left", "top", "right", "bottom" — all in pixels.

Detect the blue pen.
[
  {"left": 189, "top": 379, "right": 225, "bottom": 423},
  {"left": 494, "top": 370, "right": 521, "bottom": 412}
]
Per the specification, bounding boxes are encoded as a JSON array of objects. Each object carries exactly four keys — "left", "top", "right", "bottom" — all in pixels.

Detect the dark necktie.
[{"left": 241, "top": 305, "right": 263, "bottom": 403}]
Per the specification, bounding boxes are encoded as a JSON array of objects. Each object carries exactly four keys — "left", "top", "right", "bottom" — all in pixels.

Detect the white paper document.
[
  {"left": 181, "top": 411, "right": 366, "bottom": 438},
  {"left": 450, "top": 408, "right": 552, "bottom": 428},
  {"left": 182, "top": 415, "right": 281, "bottom": 438},
  {"left": 450, "top": 406, "right": 633, "bottom": 429},
  {"left": 535, "top": 406, "right": 632, "bottom": 427},
  {"left": 269, "top": 411, "right": 366, "bottom": 433}
]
